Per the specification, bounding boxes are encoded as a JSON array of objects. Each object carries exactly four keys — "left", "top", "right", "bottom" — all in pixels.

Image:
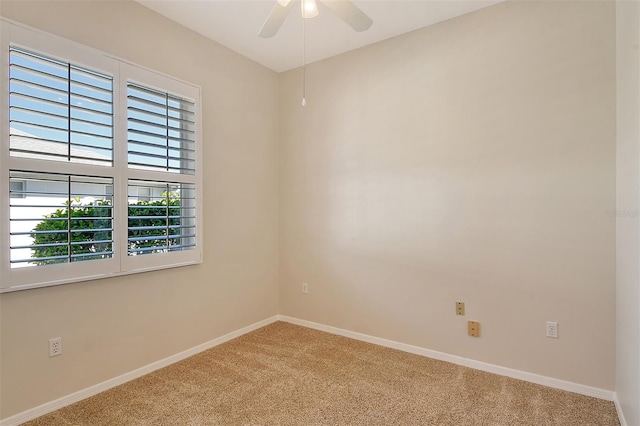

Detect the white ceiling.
[{"left": 136, "top": 0, "right": 503, "bottom": 73}]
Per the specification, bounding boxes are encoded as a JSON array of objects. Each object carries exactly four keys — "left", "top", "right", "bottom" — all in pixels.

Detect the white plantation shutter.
[
  {"left": 125, "top": 82, "right": 198, "bottom": 258},
  {"left": 9, "top": 172, "right": 114, "bottom": 266},
  {"left": 5, "top": 46, "right": 118, "bottom": 284},
  {"left": 127, "top": 83, "right": 195, "bottom": 174},
  {"left": 127, "top": 180, "right": 196, "bottom": 255},
  {"left": 9, "top": 47, "right": 114, "bottom": 166}
]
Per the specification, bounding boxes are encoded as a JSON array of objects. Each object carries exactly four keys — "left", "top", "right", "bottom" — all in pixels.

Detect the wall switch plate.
[
  {"left": 546, "top": 321, "right": 558, "bottom": 338},
  {"left": 49, "top": 337, "right": 62, "bottom": 357},
  {"left": 468, "top": 321, "right": 480, "bottom": 337},
  {"left": 456, "top": 302, "right": 465, "bottom": 316},
  {"left": 302, "top": 282, "right": 309, "bottom": 294}
]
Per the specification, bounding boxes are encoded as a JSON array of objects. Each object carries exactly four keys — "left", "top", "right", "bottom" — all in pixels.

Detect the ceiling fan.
[{"left": 258, "top": 0, "right": 373, "bottom": 38}]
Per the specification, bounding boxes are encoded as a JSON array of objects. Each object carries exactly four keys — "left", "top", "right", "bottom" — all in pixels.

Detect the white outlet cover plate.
[
  {"left": 49, "top": 337, "right": 62, "bottom": 357},
  {"left": 546, "top": 321, "right": 559, "bottom": 338}
]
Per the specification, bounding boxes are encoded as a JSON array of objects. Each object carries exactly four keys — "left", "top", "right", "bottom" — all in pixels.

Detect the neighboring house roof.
[{"left": 9, "top": 127, "right": 112, "bottom": 164}]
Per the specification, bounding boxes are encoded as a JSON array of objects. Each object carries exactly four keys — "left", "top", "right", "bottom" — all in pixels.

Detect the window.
[
  {"left": 9, "top": 47, "right": 114, "bottom": 166},
  {"left": 1, "top": 21, "right": 202, "bottom": 292},
  {"left": 9, "top": 180, "right": 25, "bottom": 198},
  {"left": 9, "top": 172, "right": 114, "bottom": 267},
  {"left": 126, "top": 83, "right": 196, "bottom": 175},
  {"left": 105, "top": 184, "right": 113, "bottom": 203},
  {"left": 127, "top": 181, "right": 196, "bottom": 256},
  {"left": 136, "top": 185, "right": 152, "bottom": 202}
]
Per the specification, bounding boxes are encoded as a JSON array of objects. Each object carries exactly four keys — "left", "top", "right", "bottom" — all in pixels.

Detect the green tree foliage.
[
  {"left": 128, "top": 196, "right": 181, "bottom": 254},
  {"left": 30, "top": 195, "right": 180, "bottom": 264}
]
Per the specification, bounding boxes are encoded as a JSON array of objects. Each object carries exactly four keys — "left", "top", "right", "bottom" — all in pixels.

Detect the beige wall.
[
  {"left": 0, "top": 0, "right": 280, "bottom": 419},
  {"left": 280, "top": 0, "right": 616, "bottom": 390},
  {"left": 0, "top": 0, "right": 624, "bottom": 420},
  {"left": 616, "top": 1, "right": 640, "bottom": 424}
]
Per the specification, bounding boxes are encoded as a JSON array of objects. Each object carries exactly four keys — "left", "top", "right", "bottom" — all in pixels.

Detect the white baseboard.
[
  {"left": 0, "top": 315, "right": 280, "bottom": 426},
  {"left": 614, "top": 393, "right": 628, "bottom": 426},
  {"left": 2, "top": 314, "right": 619, "bottom": 426},
  {"left": 278, "top": 315, "right": 616, "bottom": 402}
]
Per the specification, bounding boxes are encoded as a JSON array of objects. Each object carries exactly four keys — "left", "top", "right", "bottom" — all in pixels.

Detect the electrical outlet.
[
  {"left": 49, "top": 337, "right": 62, "bottom": 357},
  {"left": 456, "top": 302, "right": 465, "bottom": 316},
  {"left": 468, "top": 321, "right": 480, "bottom": 337},
  {"left": 302, "top": 282, "right": 309, "bottom": 294},
  {"left": 546, "top": 321, "right": 559, "bottom": 338}
]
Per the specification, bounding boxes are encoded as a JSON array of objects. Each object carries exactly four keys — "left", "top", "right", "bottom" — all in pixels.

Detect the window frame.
[{"left": 0, "top": 19, "right": 203, "bottom": 292}]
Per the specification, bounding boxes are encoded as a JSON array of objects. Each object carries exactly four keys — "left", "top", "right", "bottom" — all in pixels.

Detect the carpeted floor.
[{"left": 25, "top": 321, "right": 619, "bottom": 425}]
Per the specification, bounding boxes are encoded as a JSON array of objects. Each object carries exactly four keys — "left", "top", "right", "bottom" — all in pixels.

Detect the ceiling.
[{"left": 136, "top": 0, "right": 503, "bottom": 73}]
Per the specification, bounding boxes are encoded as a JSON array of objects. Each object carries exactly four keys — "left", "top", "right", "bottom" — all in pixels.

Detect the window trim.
[{"left": 0, "top": 19, "right": 203, "bottom": 292}]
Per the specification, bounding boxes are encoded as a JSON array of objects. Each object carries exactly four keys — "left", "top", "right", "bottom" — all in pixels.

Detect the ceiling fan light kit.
[{"left": 303, "top": 0, "right": 319, "bottom": 19}]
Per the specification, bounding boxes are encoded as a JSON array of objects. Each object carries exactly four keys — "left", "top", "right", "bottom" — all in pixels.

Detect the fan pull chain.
[{"left": 302, "top": 0, "right": 307, "bottom": 107}]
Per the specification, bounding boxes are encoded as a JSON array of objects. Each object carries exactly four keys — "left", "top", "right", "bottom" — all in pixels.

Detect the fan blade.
[
  {"left": 321, "top": 0, "right": 372, "bottom": 32},
  {"left": 258, "top": 1, "right": 296, "bottom": 38}
]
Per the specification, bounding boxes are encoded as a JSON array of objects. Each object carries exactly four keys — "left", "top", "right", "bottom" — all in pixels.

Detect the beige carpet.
[{"left": 25, "top": 322, "right": 619, "bottom": 425}]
